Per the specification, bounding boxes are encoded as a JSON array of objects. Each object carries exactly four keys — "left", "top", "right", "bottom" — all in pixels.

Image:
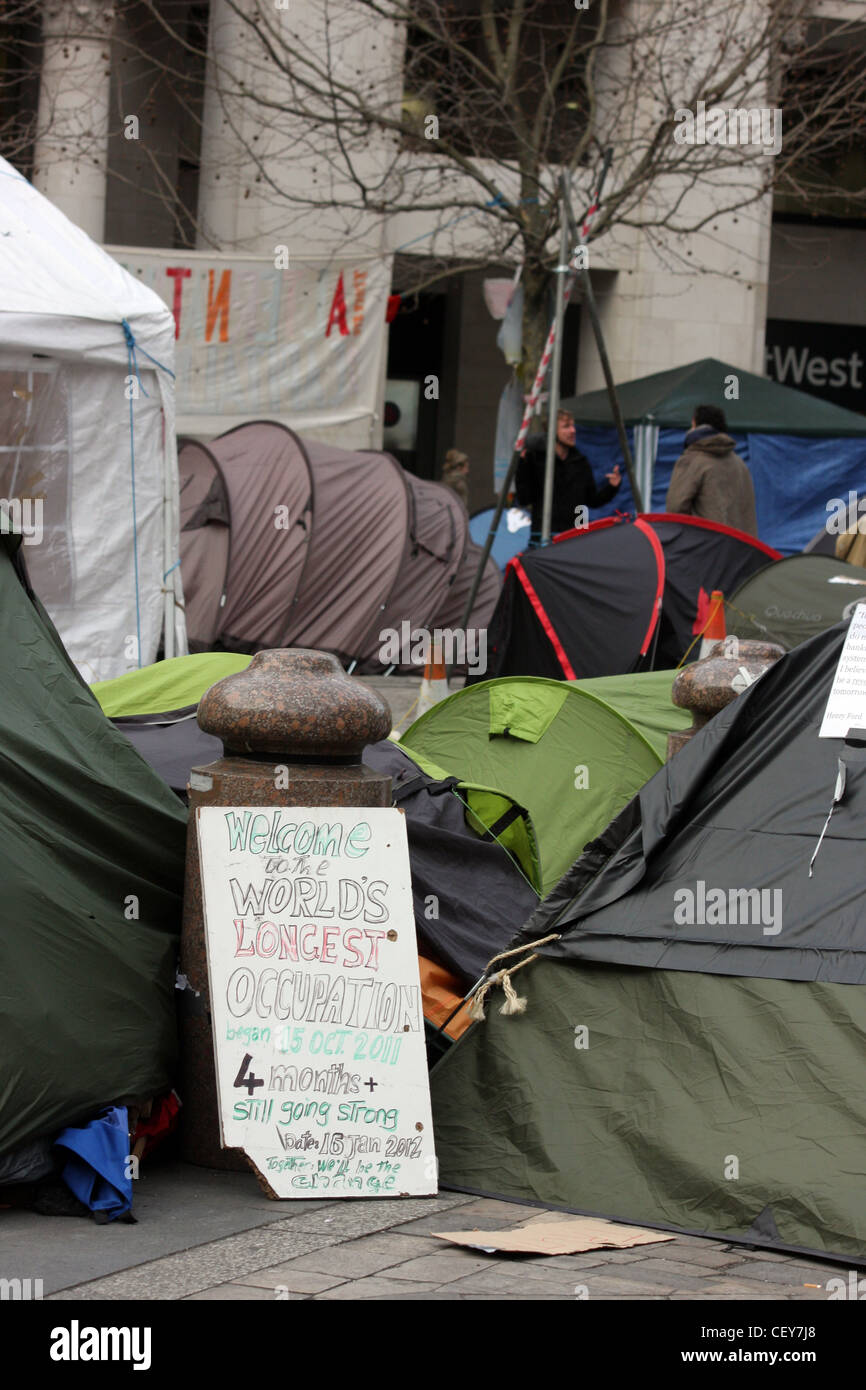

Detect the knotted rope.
[{"left": 468, "top": 933, "right": 561, "bottom": 1020}]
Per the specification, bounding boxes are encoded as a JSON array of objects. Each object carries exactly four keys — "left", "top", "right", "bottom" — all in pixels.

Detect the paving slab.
[
  {"left": 48, "top": 1225, "right": 334, "bottom": 1302},
  {"left": 572, "top": 1276, "right": 679, "bottom": 1297},
  {"left": 697, "top": 1277, "right": 793, "bottom": 1298},
  {"left": 377, "top": 1252, "right": 495, "bottom": 1283},
  {"left": 725, "top": 1259, "right": 847, "bottom": 1286},
  {"left": 273, "top": 1194, "right": 471, "bottom": 1240},
  {"left": 236, "top": 1268, "right": 345, "bottom": 1294},
  {"left": 184, "top": 1283, "right": 278, "bottom": 1301},
  {"left": 267, "top": 1233, "right": 441, "bottom": 1280},
  {"left": 1, "top": 1160, "right": 330, "bottom": 1296},
  {"left": 317, "top": 1275, "right": 442, "bottom": 1300},
  {"left": 654, "top": 1246, "right": 747, "bottom": 1269}
]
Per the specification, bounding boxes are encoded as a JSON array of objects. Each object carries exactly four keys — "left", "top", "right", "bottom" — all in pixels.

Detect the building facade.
[{"left": 12, "top": 0, "right": 866, "bottom": 511}]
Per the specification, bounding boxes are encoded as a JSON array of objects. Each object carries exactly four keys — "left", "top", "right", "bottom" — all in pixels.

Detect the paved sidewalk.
[{"left": 47, "top": 1194, "right": 849, "bottom": 1302}]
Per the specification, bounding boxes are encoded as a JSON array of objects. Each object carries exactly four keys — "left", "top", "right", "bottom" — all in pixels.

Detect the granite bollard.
[{"left": 667, "top": 639, "right": 785, "bottom": 759}]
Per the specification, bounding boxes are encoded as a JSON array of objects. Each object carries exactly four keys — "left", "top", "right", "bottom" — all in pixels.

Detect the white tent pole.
[{"left": 162, "top": 415, "right": 175, "bottom": 660}]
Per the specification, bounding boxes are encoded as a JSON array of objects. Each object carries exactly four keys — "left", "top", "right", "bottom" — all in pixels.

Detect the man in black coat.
[{"left": 515, "top": 409, "right": 622, "bottom": 541}]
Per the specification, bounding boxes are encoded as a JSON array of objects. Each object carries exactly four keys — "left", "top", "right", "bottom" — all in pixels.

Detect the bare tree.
[{"left": 4, "top": 0, "right": 866, "bottom": 385}]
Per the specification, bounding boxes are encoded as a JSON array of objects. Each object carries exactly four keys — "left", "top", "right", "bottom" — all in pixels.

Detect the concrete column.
[
  {"left": 32, "top": 0, "right": 115, "bottom": 241},
  {"left": 195, "top": 0, "right": 247, "bottom": 249}
]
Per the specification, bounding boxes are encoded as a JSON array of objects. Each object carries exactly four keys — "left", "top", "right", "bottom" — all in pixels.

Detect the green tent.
[
  {"left": 92, "top": 651, "right": 252, "bottom": 717},
  {"left": 402, "top": 677, "right": 664, "bottom": 896},
  {"left": 562, "top": 356, "right": 866, "bottom": 436},
  {"left": 573, "top": 670, "right": 690, "bottom": 761},
  {"left": 727, "top": 554, "right": 866, "bottom": 650},
  {"left": 0, "top": 534, "right": 188, "bottom": 1159}
]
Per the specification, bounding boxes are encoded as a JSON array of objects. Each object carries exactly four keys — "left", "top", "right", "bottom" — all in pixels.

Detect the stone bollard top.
[
  {"left": 671, "top": 639, "right": 786, "bottom": 716},
  {"left": 197, "top": 648, "right": 392, "bottom": 759}
]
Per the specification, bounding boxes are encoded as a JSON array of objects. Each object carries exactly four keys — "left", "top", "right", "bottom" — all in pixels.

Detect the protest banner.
[
  {"left": 197, "top": 805, "right": 437, "bottom": 1198},
  {"left": 110, "top": 249, "right": 392, "bottom": 446}
]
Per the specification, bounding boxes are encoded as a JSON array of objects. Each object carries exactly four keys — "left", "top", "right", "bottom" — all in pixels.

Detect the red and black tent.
[{"left": 480, "top": 513, "right": 780, "bottom": 680}]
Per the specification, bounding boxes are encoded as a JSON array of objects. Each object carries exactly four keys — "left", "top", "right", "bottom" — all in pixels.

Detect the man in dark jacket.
[
  {"left": 516, "top": 409, "right": 622, "bottom": 540},
  {"left": 665, "top": 404, "right": 758, "bottom": 537}
]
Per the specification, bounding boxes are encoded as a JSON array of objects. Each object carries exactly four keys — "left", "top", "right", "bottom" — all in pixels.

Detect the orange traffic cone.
[
  {"left": 698, "top": 590, "right": 726, "bottom": 659},
  {"left": 417, "top": 640, "right": 448, "bottom": 715}
]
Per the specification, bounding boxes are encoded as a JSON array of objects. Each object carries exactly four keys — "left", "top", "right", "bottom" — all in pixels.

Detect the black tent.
[
  {"left": 479, "top": 514, "right": 778, "bottom": 680},
  {"left": 431, "top": 614, "right": 866, "bottom": 1262}
]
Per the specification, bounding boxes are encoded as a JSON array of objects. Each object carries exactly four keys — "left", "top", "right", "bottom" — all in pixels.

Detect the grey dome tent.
[
  {"left": 179, "top": 422, "right": 496, "bottom": 666},
  {"left": 429, "top": 535, "right": 501, "bottom": 635},
  {"left": 353, "top": 468, "right": 467, "bottom": 670},
  {"left": 430, "top": 615, "right": 866, "bottom": 1263},
  {"left": 179, "top": 422, "right": 314, "bottom": 650},
  {"left": 727, "top": 553, "right": 866, "bottom": 650}
]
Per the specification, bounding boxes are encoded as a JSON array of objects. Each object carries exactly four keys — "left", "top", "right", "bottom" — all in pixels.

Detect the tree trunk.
[{"left": 519, "top": 257, "right": 549, "bottom": 394}]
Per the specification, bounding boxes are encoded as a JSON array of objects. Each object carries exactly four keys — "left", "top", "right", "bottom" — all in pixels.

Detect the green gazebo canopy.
[{"left": 561, "top": 357, "right": 866, "bottom": 438}]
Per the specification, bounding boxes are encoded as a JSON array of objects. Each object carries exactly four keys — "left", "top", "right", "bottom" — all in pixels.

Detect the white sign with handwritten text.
[
  {"left": 820, "top": 602, "right": 866, "bottom": 738},
  {"left": 197, "top": 806, "right": 437, "bottom": 1198}
]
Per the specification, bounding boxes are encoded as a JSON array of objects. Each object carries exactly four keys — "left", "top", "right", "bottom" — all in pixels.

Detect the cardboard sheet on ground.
[
  {"left": 433, "top": 1218, "right": 676, "bottom": 1256},
  {"left": 198, "top": 805, "right": 436, "bottom": 1198}
]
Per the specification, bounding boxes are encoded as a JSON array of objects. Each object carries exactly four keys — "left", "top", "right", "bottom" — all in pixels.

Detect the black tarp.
[
  {"left": 111, "top": 710, "right": 222, "bottom": 797},
  {"left": 362, "top": 740, "right": 538, "bottom": 984},
  {"left": 515, "top": 618, "right": 866, "bottom": 983}
]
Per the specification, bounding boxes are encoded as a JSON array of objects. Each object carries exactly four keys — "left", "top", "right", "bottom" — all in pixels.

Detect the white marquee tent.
[{"left": 0, "top": 157, "right": 186, "bottom": 680}]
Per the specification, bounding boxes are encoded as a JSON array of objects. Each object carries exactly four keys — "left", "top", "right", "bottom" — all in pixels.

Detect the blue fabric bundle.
[{"left": 55, "top": 1106, "right": 133, "bottom": 1221}]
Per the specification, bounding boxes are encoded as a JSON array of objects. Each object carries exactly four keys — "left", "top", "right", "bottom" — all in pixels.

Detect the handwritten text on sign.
[
  {"left": 820, "top": 602, "right": 866, "bottom": 737},
  {"left": 197, "top": 806, "right": 436, "bottom": 1198}
]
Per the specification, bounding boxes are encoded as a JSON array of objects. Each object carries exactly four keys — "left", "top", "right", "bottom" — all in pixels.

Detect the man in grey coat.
[{"left": 665, "top": 404, "right": 758, "bottom": 537}]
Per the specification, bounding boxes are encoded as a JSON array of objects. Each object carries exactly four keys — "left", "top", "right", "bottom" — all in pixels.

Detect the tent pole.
[
  {"left": 161, "top": 383, "right": 176, "bottom": 660},
  {"left": 578, "top": 267, "right": 643, "bottom": 512},
  {"left": 558, "top": 172, "right": 643, "bottom": 513}
]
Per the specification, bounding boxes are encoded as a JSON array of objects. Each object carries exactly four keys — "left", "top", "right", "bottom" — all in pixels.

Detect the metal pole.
[
  {"left": 540, "top": 193, "right": 570, "bottom": 544},
  {"left": 578, "top": 267, "right": 643, "bottom": 512}
]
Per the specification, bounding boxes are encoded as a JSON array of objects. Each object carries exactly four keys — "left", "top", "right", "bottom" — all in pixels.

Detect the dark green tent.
[
  {"left": 431, "top": 617, "right": 866, "bottom": 1262},
  {"left": 727, "top": 554, "right": 866, "bottom": 650},
  {"left": 562, "top": 356, "right": 866, "bottom": 437},
  {"left": 0, "top": 534, "right": 187, "bottom": 1160}
]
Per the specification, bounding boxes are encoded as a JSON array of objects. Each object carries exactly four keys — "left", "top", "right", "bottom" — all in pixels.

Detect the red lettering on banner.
[
  {"left": 326, "top": 271, "right": 350, "bottom": 337},
  {"left": 206, "top": 269, "right": 232, "bottom": 343},
  {"left": 165, "top": 267, "right": 191, "bottom": 339}
]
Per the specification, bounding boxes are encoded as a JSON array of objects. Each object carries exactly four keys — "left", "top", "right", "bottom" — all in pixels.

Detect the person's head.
[
  {"left": 444, "top": 448, "right": 469, "bottom": 475},
  {"left": 556, "top": 410, "right": 576, "bottom": 448},
  {"left": 691, "top": 404, "right": 727, "bottom": 434}
]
